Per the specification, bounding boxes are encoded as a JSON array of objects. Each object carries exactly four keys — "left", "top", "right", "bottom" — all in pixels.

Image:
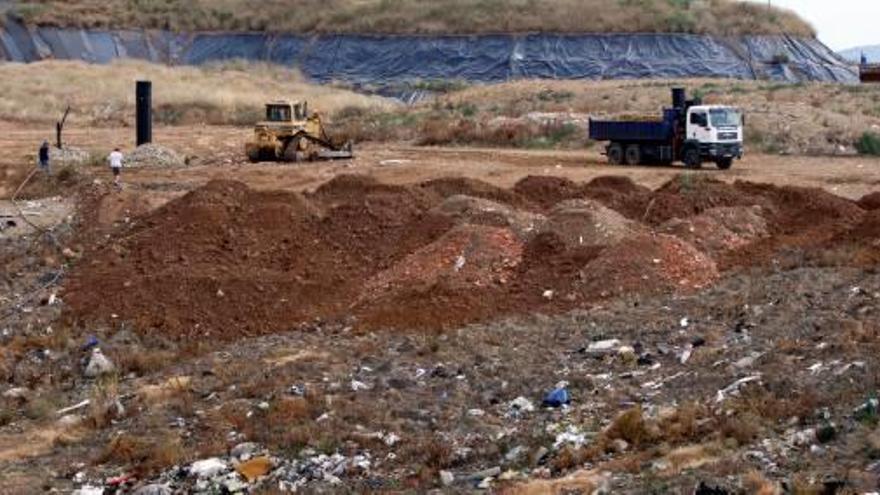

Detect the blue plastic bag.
[{"left": 542, "top": 387, "right": 570, "bottom": 408}]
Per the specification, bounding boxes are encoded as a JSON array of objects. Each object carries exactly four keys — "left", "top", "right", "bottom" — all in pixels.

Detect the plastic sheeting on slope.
[{"left": 0, "top": 16, "right": 857, "bottom": 84}]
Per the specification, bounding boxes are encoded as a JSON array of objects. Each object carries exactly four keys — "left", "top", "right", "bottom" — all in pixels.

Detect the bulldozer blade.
[{"left": 317, "top": 149, "right": 354, "bottom": 159}]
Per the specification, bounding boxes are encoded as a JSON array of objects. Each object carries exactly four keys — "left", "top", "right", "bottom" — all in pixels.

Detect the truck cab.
[{"left": 685, "top": 105, "right": 743, "bottom": 169}]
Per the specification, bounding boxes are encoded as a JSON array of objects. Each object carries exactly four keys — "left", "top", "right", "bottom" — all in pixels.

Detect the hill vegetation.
[
  {"left": 10, "top": 0, "right": 814, "bottom": 36},
  {"left": 0, "top": 60, "right": 390, "bottom": 126}
]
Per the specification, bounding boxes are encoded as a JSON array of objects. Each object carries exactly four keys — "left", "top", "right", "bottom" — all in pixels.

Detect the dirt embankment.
[{"left": 61, "top": 174, "right": 872, "bottom": 340}]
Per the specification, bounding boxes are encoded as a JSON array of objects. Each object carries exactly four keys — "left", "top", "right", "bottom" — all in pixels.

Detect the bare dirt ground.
[
  {"left": 1, "top": 121, "right": 880, "bottom": 494},
  {"left": 2, "top": 123, "right": 879, "bottom": 201}
]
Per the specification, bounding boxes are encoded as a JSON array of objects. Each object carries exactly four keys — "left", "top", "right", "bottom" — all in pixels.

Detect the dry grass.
[
  {"left": 11, "top": 0, "right": 814, "bottom": 36},
  {"left": 96, "top": 431, "right": 185, "bottom": 476},
  {"left": 0, "top": 59, "right": 393, "bottom": 126},
  {"left": 336, "top": 79, "right": 880, "bottom": 154}
]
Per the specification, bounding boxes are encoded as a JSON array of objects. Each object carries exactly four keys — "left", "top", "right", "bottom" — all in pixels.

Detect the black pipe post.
[
  {"left": 136, "top": 80, "right": 152, "bottom": 146},
  {"left": 672, "top": 87, "right": 686, "bottom": 110}
]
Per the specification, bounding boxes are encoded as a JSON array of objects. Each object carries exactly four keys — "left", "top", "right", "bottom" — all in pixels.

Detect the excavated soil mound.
[
  {"left": 542, "top": 198, "right": 645, "bottom": 248},
  {"left": 732, "top": 182, "right": 864, "bottom": 232},
  {"left": 580, "top": 233, "right": 719, "bottom": 297},
  {"left": 63, "top": 176, "right": 874, "bottom": 339},
  {"left": 430, "top": 195, "right": 545, "bottom": 241},
  {"left": 419, "top": 177, "right": 533, "bottom": 210},
  {"left": 513, "top": 176, "right": 584, "bottom": 209},
  {"left": 359, "top": 224, "right": 522, "bottom": 305},
  {"left": 857, "top": 192, "right": 880, "bottom": 211},
  {"left": 660, "top": 206, "right": 769, "bottom": 258},
  {"left": 64, "top": 179, "right": 451, "bottom": 339}
]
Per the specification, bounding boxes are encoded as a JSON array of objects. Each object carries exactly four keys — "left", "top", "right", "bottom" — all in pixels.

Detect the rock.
[
  {"left": 230, "top": 442, "right": 260, "bottom": 459},
  {"left": 467, "top": 408, "right": 485, "bottom": 417},
  {"left": 235, "top": 456, "right": 273, "bottom": 482},
  {"left": 72, "top": 487, "right": 104, "bottom": 495},
  {"left": 189, "top": 458, "right": 228, "bottom": 478},
  {"left": 440, "top": 470, "right": 455, "bottom": 486},
  {"left": 84, "top": 348, "right": 115, "bottom": 378},
  {"left": 133, "top": 484, "right": 172, "bottom": 495}
]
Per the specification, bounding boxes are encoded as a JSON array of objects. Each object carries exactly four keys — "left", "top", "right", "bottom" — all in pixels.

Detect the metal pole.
[{"left": 136, "top": 81, "right": 152, "bottom": 146}]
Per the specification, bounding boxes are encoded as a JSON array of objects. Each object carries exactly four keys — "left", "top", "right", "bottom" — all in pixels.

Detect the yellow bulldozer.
[{"left": 245, "top": 101, "right": 353, "bottom": 162}]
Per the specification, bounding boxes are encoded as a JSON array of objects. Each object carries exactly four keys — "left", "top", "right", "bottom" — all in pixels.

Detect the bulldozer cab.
[{"left": 265, "top": 101, "right": 308, "bottom": 123}]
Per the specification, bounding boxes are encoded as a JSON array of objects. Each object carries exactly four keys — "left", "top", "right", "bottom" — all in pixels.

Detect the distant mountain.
[{"left": 839, "top": 45, "right": 880, "bottom": 64}]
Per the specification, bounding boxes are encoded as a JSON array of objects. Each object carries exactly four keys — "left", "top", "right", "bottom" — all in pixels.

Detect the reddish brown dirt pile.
[
  {"left": 717, "top": 182, "right": 866, "bottom": 270},
  {"left": 857, "top": 191, "right": 880, "bottom": 211},
  {"left": 429, "top": 195, "right": 546, "bottom": 241},
  {"left": 63, "top": 175, "right": 876, "bottom": 339},
  {"left": 419, "top": 176, "right": 533, "bottom": 209},
  {"left": 542, "top": 198, "right": 645, "bottom": 248},
  {"left": 660, "top": 206, "right": 769, "bottom": 258},
  {"left": 513, "top": 175, "right": 584, "bottom": 209},
  {"left": 579, "top": 233, "right": 719, "bottom": 297}
]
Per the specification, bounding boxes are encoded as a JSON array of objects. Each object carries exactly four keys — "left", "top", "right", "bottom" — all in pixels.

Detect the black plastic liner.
[{"left": 0, "top": 16, "right": 857, "bottom": 84}]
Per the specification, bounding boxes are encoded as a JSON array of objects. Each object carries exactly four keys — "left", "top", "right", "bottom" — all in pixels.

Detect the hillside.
[{"left": 9, "top": 0, "right": 814, "bottom": 36}]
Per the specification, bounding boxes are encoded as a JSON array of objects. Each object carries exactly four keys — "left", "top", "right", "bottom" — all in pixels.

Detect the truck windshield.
[{"left": 709, "top": 109, "right": 742, "bottom": 127}]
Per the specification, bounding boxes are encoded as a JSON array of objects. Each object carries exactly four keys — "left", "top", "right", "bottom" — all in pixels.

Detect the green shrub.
[{"left": 856, "top": 132, "right": 880, "bottom": 156}]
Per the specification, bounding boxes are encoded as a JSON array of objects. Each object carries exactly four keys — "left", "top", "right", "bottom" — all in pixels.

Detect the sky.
[{"left": 744, "top": 0, "right": 879, "bottom": 50}]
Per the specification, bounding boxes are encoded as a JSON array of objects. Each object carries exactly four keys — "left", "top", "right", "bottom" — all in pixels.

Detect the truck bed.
[{"left": 588, "top": 119, "right": 672, "bottom": 142}]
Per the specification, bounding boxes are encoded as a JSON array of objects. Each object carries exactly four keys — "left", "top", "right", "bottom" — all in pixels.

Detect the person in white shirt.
[{"left": 108, "top": 148, "right": 124, "bottom": 187}]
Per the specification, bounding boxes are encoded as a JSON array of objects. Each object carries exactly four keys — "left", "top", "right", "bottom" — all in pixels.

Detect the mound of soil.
[
  {"left": 358, "top": 224, "right": 522, "bottom": 313},
  {"left": 542, "top": 198, "right": 645, "bottom": 248},
  {"left": 419, "top": 177, "right": 533, "bottom": 210},
  {"left": 660, "top": 206, "right": 769, "bottom": 258},
  {"left": 513, "top": 176, "right": 583, "bottom": 209},
  {"left": 429, "top": 195, "right": 545, "bottom": 241},
  {"left": 580, "top": 233, "right": 719, "bottom": 297},
  {"left": 62, "top": 175, "right": 873, "bottom": 340},
  {"left": 857, "top": 192, "right": 880, "bottom": 211},
  {"left": 732, "top": 181, "right": 864, "bottom": 232}
]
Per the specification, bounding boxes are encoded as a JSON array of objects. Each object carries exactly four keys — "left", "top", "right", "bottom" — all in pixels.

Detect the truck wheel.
[
  {"left": 607, "top": 143, "right": 624, "bottom": 165},
  {"left": 715, "top": 158, "right": 733, "bottom": 170},
  {"left": 624, "top": 145, "right": 642, "bottom": 166},
  {"left": 683, "top": 147, "right": 702, "bottom": 169}
]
